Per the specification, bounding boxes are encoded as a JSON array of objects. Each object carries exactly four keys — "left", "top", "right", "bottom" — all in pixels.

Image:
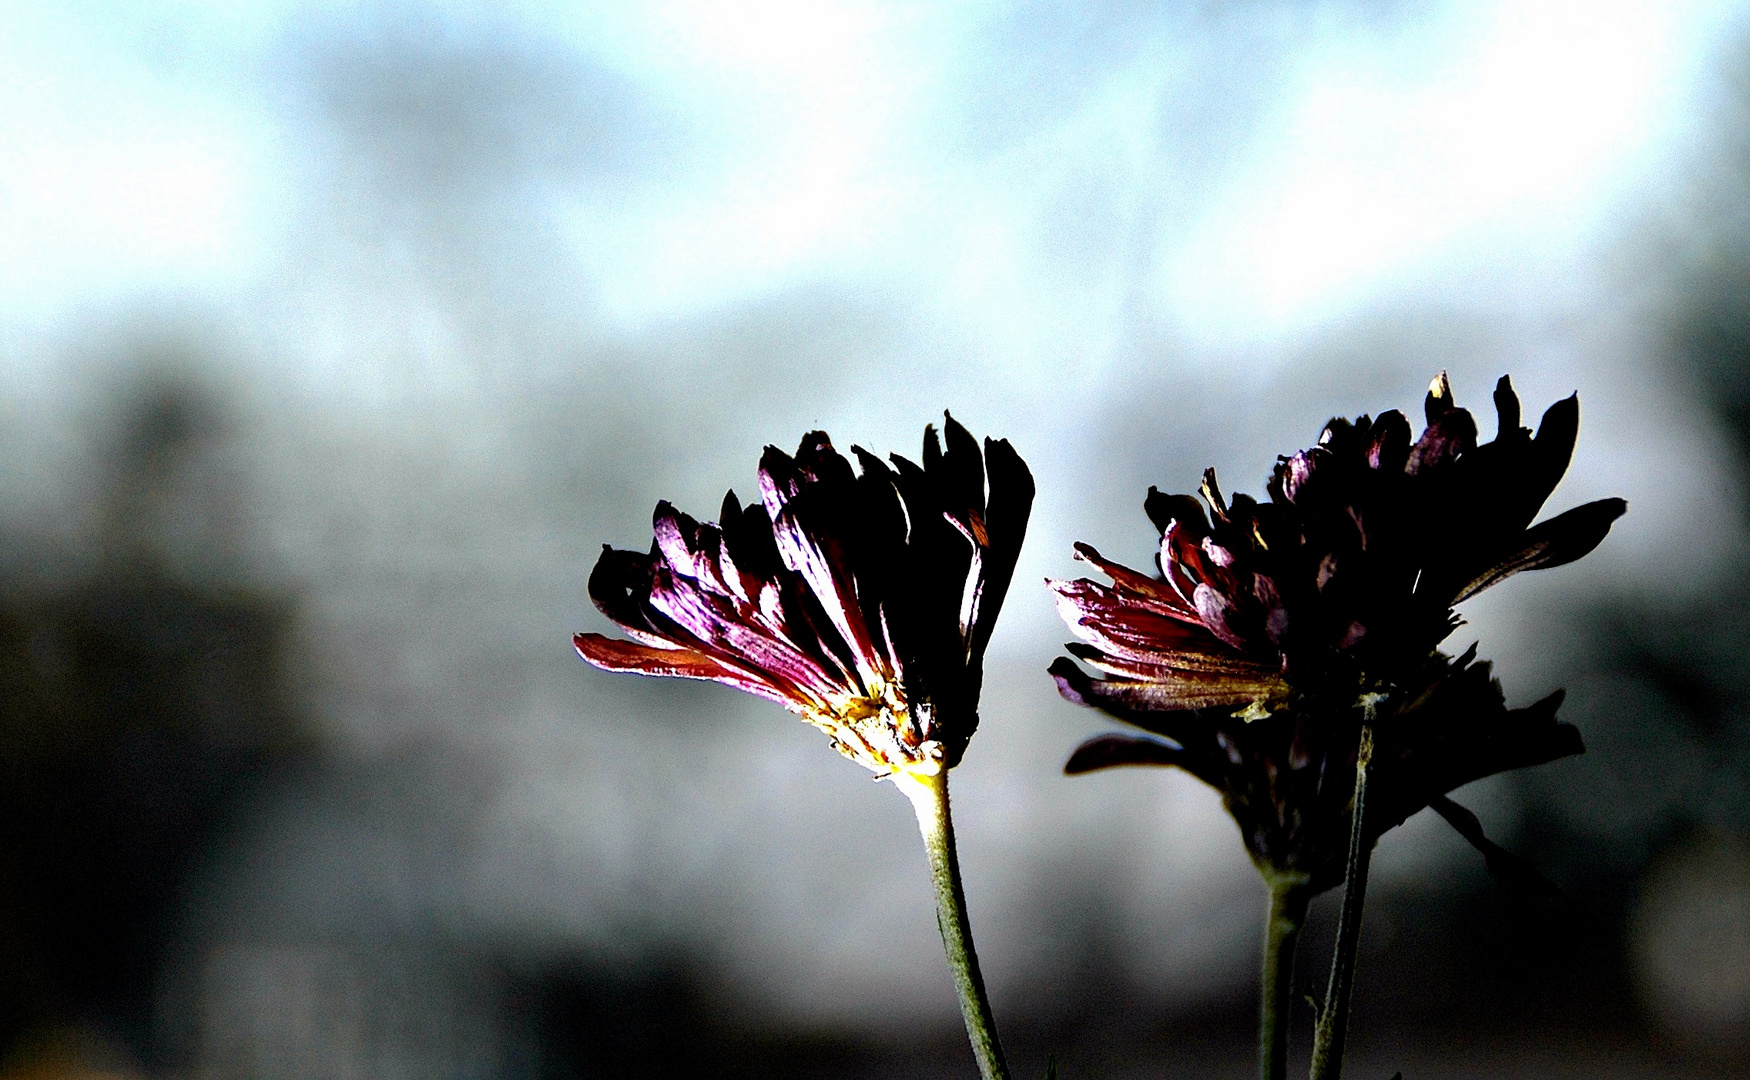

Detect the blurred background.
[{"left": 2, "top": 1, "right": 1750, "bottom": 1076}]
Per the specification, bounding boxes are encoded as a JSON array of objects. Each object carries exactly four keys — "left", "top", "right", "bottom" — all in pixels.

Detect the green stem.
[
  {"left": 1310, "top": 715, "right": 1378, "bottom": 1080},
  {"left": 896, "top": 769, "right": 1011, "bottom": 1080},
  {"left": 1260, "top": 871, "right": 1312, "bottom": 1080}
]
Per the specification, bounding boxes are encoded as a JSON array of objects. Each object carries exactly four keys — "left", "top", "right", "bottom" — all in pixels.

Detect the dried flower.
[
  {"left": 1061, "top": 644, "right": 1577, "bottom": 889},
  {"left": 575, "top": 416, "right": 1034, "bottom": 779},
  {"left": 1050, "top": 373, "right": 1623, "bottom": 884},
  {"left": 574, "top": 417, "right": 1034, "bottom": 1079}
]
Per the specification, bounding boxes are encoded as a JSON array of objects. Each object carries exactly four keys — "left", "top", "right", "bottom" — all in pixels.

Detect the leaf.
[{"left": 1429, "top": 796, "right": 1559, "bottom": 898}]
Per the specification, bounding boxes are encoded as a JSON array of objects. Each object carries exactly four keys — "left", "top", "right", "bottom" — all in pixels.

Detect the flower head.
[
  {"left": 1060, "top": 645, "right": 1578, "bottom": 888},
  {"left": 576, "top": 416, "right": 1034, "bottom": 779},
  {"left": 1050, "top": 374, "right": 1622, "bottom": 884}
]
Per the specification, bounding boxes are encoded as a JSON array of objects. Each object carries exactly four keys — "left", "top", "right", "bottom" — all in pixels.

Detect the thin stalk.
[
  {"left": 895, "top": 769, "right": 1010, "bottom": 1080},
  {"left": 1259, "top": 871, "right": 1312, "bottom": 1080},
  {"left": 1310, "top": 711, "right": 1379, "bottom": 1080}
]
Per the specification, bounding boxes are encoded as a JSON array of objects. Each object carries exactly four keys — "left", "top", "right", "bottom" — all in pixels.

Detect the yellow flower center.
[{"left": 803, "top": 679, "right": 942, "bottom": 778}]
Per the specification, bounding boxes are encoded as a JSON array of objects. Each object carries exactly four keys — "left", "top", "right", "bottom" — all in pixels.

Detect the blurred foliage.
[
  {"left": 0, "top": 385, "right": 315, "bottom": 1063},
  {"left": 515, "top": 962, "right": 877, "bottom": 1080}
]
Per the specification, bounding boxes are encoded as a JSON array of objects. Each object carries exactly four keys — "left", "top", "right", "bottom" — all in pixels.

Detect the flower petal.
[
  {"left": 1406, "top": 407, "right": 1478, "bottom": 475},
  {"left": 757, "top": 432, "right": 852, "bottom": 519},
  {"left": 1532, "top": 393, "right": 1579, "bottom": 484},
  {"left": 1193, "top": 583, "right": 1250, "bottom": 650},
  {"left": 1366, "top": 410, "right": 1411, "bottom": 473},
  {"left": 1492, "top": 375, "right": 1522, "bottom": 437},
  {"left": 770, "top": 504, "right": 884, "bottom": 687},
  {"left": 1070, "top": 542, "right": 1194, "bottom": 614},
  {"left": 653, "top": 501, "right": 733, "bottom": 594},
  {"left": 1064, "top": 733, "right": 1184, "bottom": 774},
  {"left": 970, "top": 434, "right": 1035, "bottom": 660},
  {"left": 1160, "top": 518, "right": 1211, "bottom": 608},
  {"left": 1450, "top": 497, "right": 1628, "bottom": 603},
  {"left": 585, "top": 546, "right": 684, "bottom": 648},
  {"left": 1049, "top": 654, "right": 1281, "bottom": 713},
  {"left": 1423, "top": 370, "right": 1456, "bottom": 423},
  {"left": 719, "top": 493, "right": 783, "bottom": 583},
  {"left": 1427, "top": 795, "right": 1558, "bottom": 897},
  {"left": 756, "top": 443, "right": 802, "bottom": 518},
  {"left": 1048, "top": 577, "right": 1231, "bottom": 661},
  {"left": 1276, "top": 450, "right": 1319, "bottom": 503},
  {"left": 938, "top": 413, "right": 988, "bottom": 522},
  {"left": 647, "top": 565, "right": 840, "bottom": 703},
  {"left": 572, "top": 633, "right": 791, "bottom": 706},
  {"left": 1144, "top": 486, "right": 1208, "bottom": 536}
]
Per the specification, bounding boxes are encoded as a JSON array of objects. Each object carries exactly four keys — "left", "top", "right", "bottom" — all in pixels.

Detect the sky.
[{"left": 0, "top": 2, "right": 1733, "bottom": 337}]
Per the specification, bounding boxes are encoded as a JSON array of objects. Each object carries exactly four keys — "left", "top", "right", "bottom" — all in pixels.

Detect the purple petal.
[
  {"left": 770, "top": 505, "right": 883, "bottom": 684},
  {"left": 1049, "top": 654, "right": 1280, "bottom": 713},
  {"left": 1367, "top": 410, "right": 1411, "bottom": 472},
  {"left": 756, "top": 443, "right": 804, "bottom": 518},
  {"left": 1406, "top": 408, "right": 1478, "bottom": 475},
  {"left": 585, "top": 545, "right": 680, "bottom": 648},
  {"left": 1278, "top": 451, "right": 1317, "bottom": 503},
  {"left": 572, "top": 633, "right": 791, "bottom": 706},
  {"left": 652, "top": 502, "right": 732, "bottom": 593},
  {"left": 648, "top": 566, "right": 840, "bottom": 703},
  {"left": 791, "top": 430, "right": 855, "bottom": 488},
  {"left": 1048, "top": 577, "right": 1237, "bottom": 662},
  {"left": 652, "top": 501, "right": 695, "bottom": 571},
  {"left": 1254, "top": 573, "right": 1288, "bottom": 644},
  {"left": 1071, "top": 542, "right": 1197, "bottom": 616},
  {"left": 1193, "top": 583, "right": 1249, "bottom": 650},
  {"left": 1159, "top": 521, "right": 1206, "bottom": 608}
]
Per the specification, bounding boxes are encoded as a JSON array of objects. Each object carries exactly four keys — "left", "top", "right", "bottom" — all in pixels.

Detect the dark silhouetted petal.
[
  {"left": 939, "top": 414, "right": 987, "bottom": 522},
  {"left": 1492, "top": 374, "right": 1521, "bottom": 436},
  {"left": 1428, "top": 796, "right": 1559, "bottom": 898},
  {"left": 1424, "top": 370, "right": 1457, "bottom": 422},
  {"left": 1064, "top": 733, "right": 1184, "bottom": 774},
  {"left": 1406, "top": 407, "right": 1478, "bottom": 475},
  {"left": 1451, "top": 497, "right": 1628, "bottom": 603},
  {"left": 1367, "top": 410, "right": 1412, "bottom": 472},
  {"left": 1532, "top": 393, "right": 1580, "bottom": 494},
  {"left": 971, "top": 435, "right": 1036, "bottom": 661},
  {"left": 1145, "top": 487, "right": 1208, "bottom": 536}
]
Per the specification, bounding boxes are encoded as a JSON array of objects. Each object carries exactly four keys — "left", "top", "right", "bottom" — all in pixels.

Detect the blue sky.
[{"left": 1, "top": 1, "right": 1734, "bottom": 343}]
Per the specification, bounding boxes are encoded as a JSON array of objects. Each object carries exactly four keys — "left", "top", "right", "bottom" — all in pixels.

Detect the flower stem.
[
  {"left": 1259, "top": 871, "right": 1312, "bottom": 1080},
  {"left": 895, "top": 769, "right": 1011, "bottom": 1080},
  {"left": 1310, "top": 714, "right": 1378, "bottom": 1080}
]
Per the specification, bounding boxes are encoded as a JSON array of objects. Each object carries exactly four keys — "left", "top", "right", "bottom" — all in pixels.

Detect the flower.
[
  {"left": 1060, "top": 645, "right": 1579, "bottom": 889},
  {"left": 1049, "top": 373, "right": 1623, "bottom": 884},
  {"left": 575, "top": 416, "right": 1034, "bottom": 779}
]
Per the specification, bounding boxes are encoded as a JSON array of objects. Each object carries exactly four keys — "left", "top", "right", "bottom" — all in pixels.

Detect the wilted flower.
[
  {"left": 575, "top": 416, "right": 1034, "bottom": 779},
  {"left": 1060, "top": 643, "right": 1576, "bottom": 890},
  {"left": 1049, "top": 373, "right": 1624, "bottom": 883},
  {"left": 574, "top": 416, "right": 1033, "bottom": 1080}
]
